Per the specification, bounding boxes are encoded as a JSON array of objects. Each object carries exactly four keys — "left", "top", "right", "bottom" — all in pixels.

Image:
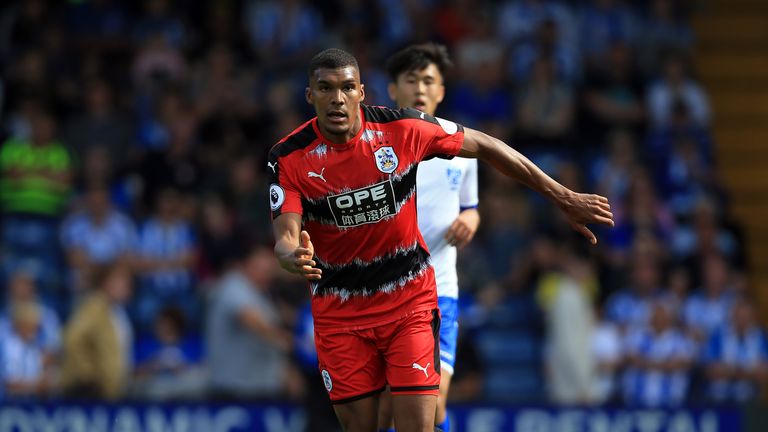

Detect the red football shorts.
[{"left": 315, "top": 308, "right": 441, "bottom": 404}]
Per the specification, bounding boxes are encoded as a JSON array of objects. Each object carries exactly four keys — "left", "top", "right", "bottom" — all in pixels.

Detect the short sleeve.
[
  {"left": 459, "top": 159, "right": 479, "bottom": 209},
  {"left": 267, "top": 149, "right": 303, "bottom": 219},
  {"left": 403, "top": 108, "right": 464, "bottom": 161}
]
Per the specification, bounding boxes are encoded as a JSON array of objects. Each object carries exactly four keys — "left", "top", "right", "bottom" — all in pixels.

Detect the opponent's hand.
[
  {"left": 558, "top": 192, "right": 614, "bottom": 245},
  {"left": 291, "top": 230, "right": 322, "bottom": 280},
  {"left": 445, "top": 208, "right": 480, "bottom": 249}
]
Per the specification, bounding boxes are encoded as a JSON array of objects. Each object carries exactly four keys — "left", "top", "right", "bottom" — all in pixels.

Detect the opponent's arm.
[
  {"left": 272, "top": 213, "right": 322, "bottom": 280},
  {"left": 445, "top": 208, "right": 480, "bottom": 249},
  {"left": 458, "top": 127, "right": 613, "bottom": 244}
]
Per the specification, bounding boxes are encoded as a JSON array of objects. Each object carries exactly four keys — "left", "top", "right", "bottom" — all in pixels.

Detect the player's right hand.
[
  {"left": 559, "top": 192, "right": 614, "bottom": 245},
  {"left": 293, "top": 230, "right": 322, "bottom": 280}
]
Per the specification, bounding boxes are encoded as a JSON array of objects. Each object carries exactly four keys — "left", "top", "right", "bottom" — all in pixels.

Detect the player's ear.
[
  {"left": 359, "top": 83, "right": 365, "bottom": 102},
  {"left": 387, "top": 82, "right": 397, "bottom": 102},
  {"left": 305, "top": 86, "right": 313, "bottom": 105},
  {"left": 436, "top": 84, "right": 445, "bottom": 104}
]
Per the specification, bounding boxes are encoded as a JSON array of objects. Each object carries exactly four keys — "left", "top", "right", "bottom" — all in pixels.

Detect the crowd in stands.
[{"left": 0, "top": 0, "right": 764, "bottom": 411}]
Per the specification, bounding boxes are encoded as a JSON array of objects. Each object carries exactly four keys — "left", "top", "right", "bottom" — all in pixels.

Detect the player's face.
[
  {"left": 307, "top": 66, "right": 365, "bottom": 143},
  {"left": 388, "top": 63, "right": 445, "bottom": 116}
]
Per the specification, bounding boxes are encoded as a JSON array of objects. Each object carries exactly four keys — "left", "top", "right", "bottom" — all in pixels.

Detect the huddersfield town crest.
[{"left": 374, "top": 146, "right": 398, "bottom": 173}]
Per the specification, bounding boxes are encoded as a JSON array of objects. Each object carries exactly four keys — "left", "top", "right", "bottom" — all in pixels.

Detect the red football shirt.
[{"left": 268, "top": 105, "right": 464, "bottom": 330}]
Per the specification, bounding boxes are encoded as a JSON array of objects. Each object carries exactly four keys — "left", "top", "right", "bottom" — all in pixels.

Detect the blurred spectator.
[
  {"left": 375, "top": 0, "right": 418, "bottom": 49},
  {"left": 73, "top": 146, "right": 135, "bottom": 212},
  {"left": 228, "top": 154, "right": 272, "bottom": 245},
  {"left": 646, "top": 99, "right": 714, "bottom": 166},
  {"left": 196, "top": 193, "right": 241, "bottom": 280},
  {"left": 0, "top": 302, "right": 55, "bottom": 400},
  {"left": 193, "top": 2, "right": 248, "bottom": 54},
  {"left": 244, "top": 0, "right": 322, "bottom": 65},
  {"left": 65, "top": 0, "right": 131, "bottom": 50},
  {"left": 516, "top": 56, "right": 575, "bottom": 143},
  {"left": 133, "top": 0, "right": 186, "bottom": 49},
  {"left": 60, "top": 183, "right": 136, "bottom": 295},
  {"left": 660, "top": 264, "right": 692, "bottom": 320},
  {"left": 131, "top": 33, "right": 187, "bottom": 92},
  {"left": 539, "top": 244, "right": 598, "bottom": 404},
  {"left": 190, "top": 44, "right": 257, "bottom": 122},
  {"left": 606, "top": 254, "right": 663, "bottom": 329},
  {"left": 0, "top": 271, "right": 61, "bottom": 356},
  {"left": 206, "top": 245, "right": 298, "bottom": 400},
  {"left": 0, "top": 0, "right": 55, "bottom": 55},
  {"left": 623, "top": 302, "right": 695, "bottom": 406},
  {"left": 64, "top": 79, "right": 135, "bottom": 164},
  {"left": 3, "top": 50, "right": 55, "bottom": 122},
  {"left": 61, "top": 264, "right": 134, "bottom": 400},
  {"left": 582, "top": 41, "right": 645, "bottom": 143},
  {"left": 1, "top": 107, "right": 72, "bottom": 303},
  {"left": 0, "top": 108, "right": 72, "bottom": 214},
  {"left": 450, "top": 30, "right": 511, "bottom": 130},
  {"left": 592, "top": 304, "right": 622, "bottom": 404},
  {"left": 647, "top": 55, "right": 710, "bottom": 130},
  {"left": 683, "top": 254, "right": 736, "bottom": 342},
  {"left": 704, "top": 299, "right": 768, "bottom": 403},
  {"left": 604, "top": 172, "right": 675, "bottom": 267},
  {"left": 638, "top": 0, "right": 695, "bottom": 75},
  {"left": 579, "top": 0, "right": 639, "bottom": 64},
  {"left": 656, "top": 134, "right": 717, "bottom": 216},
  {"left": 132, "top": 306, "right": 205, "bottom": 400},
  {"left": 137, "top": 90, "right": 202, "bottom": 208},
  {"left": 133, "top": 186, "right": 197, "bottom": 329},
  {"left": 496, "top": 0, "right": 577, "bottom": 50},
  {"left": 510, "top": 18, "right": 580, "bottom": 84},
  {"left": 590, "top": 128, "right": 637, "bottom": 203},
  {"left": 434, "top": 0, "right": 476, "bottom": 49},
  {"left": 672, "top": 197, "right": 741, "bottom": 266}
]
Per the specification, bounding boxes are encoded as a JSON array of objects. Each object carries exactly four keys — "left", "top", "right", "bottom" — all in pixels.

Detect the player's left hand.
[
  {"left": 559, "top": 192, "right": 614, "bottom": 245},
  {"left": 445, "top": 208, "right": 480, "bottom": 249}
]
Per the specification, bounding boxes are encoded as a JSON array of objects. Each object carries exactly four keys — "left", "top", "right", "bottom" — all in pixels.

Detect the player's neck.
[{"left": 320, "top": 115, "right": 362, "bottom": 145}]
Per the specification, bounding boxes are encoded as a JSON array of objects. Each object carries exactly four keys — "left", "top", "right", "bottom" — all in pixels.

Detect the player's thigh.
[
  {"left": 333, "top": 393, "right": 380, "bottom": 432},
  {"left": 381, "top": 309, "right": 441, "bottom": 395},
  {"left": 376, "top": 388, "right": 395, "bottom": 430},
  {"left": 315, "top": 328, "right": 387, "bottom": 405},
  {"left": 392, "top": 394, "right": 438, "bottom": 432}
]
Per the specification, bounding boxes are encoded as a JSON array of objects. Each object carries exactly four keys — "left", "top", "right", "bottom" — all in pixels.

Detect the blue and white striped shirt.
[
  {"left": 61, "top": 210, "right": 137, "bottom": 263},
  {"left": 623, "top": 325, "right": 695, "bottom": 407},
  {"left": 684, "top": 291, "right": 735, "bottom": 338},
  {"left": 606, "top": 289, "right": 658, "bottom": 328},
  {"left": 137, "top": 218, "right": 195, "bottom": 294},
  {"left": 704, "top": 326, "right": 768, "bottom": 402}
]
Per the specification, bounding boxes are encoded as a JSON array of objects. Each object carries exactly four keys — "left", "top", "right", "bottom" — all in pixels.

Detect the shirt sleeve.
[
  {"left": 267, "top": 148, "right": 303, "bottom": 219},
  {"left": 459, "top": 159, "right": 479, "bottom": 209},
  {"left": 404, "top": 108, "right": 464, "bottom": 161}
]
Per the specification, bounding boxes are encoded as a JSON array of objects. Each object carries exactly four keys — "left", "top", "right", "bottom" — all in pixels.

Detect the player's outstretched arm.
[
  {"left": 458, "top": 127, "right": 614, "bottom": 244},
  {"left": 272, "top": 213, "right": 322, "bottom": 280}
]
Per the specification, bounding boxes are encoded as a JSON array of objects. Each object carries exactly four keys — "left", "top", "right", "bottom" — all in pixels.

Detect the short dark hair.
[
  {"left": 385, "top": 43, "right": 453, "bottom": 82},
  {"left": 308, "top": 48, "right": 359, "bottom": 78}
]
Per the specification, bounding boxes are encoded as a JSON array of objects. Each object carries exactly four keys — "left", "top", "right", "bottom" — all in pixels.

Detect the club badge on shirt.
[{"left": 374, "top": 146, "right": 398, "bottom": 173}]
